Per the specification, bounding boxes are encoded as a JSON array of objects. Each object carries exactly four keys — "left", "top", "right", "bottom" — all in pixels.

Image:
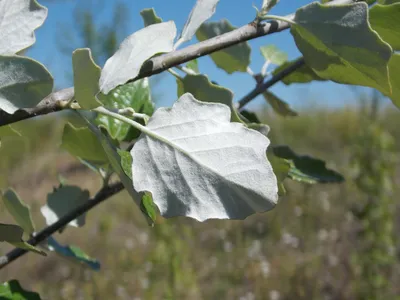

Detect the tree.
[{"left": 0, "top": 0, "right": 398, "bottom": 298}]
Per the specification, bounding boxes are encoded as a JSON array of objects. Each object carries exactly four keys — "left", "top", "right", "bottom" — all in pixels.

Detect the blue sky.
[{"left": 27, "top": 0, "right": 384, "bottom": 111}]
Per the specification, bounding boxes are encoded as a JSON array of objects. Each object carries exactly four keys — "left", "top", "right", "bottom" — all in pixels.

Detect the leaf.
[
  {"left": 273, "top": 59, "right": 325, "bottom": 85},
  {"left": 260, "top": 45, "right": 288, "bottom": 66},
  {"left": 185, "top": 59, "right": 199, "bottom": 73},
  {"left": 2, "top": 189, "right": 35, "bottom": 235},
  {"left": 386, "top": 53, "right": 400, "bottom": 108},
  {"left": 99, "top": 21, "right": 176, "bottom": 94},
  {"left": 378, "top": 0, "right": 399, "bottom": 4},
  {"left": 45, "top": 236, "right": 100, "bottom": 271},
  {"left": 0, "top": 56, "right": 53, "bottom": 114},
  {"left": 130, "top": 93, "right": 278, "bottom": 221},
  {"left": 84, "top": 119, "right": 154, "bottom": 225},
  {"left": 0, "top": 223, "right": 46, "bottom": 256},
  {"left": 196, "top": 19, "right": 251, "bottom": 73},
  {"left": 96, "top": 79, "right": 154, "bottom": 141},
  {"left": 0, "top": 126, "right": 21, "bottom": 138},
  {"left": 72, "top": 48, "right": 102, "bottom": 109},
  {"left": 117, "top": 149, "right": 132, "bottom": 179},
  {"left": 40, "top": 185, "right": 90, "bottom": 228},
  {"left": 0, "top": 0, "right": 47, "bottom": 55},
  {"left": 263, "top": 91, "right": 298, "bottom": 117},
  {"left": 175, "top": 0, "right": 220, "bottom": 48},
  {"left": 239, "top": 110, "right": 260, "bottom": 124},
  {"left": 140, "top": 8, "right": 162, "bottom": 27},
  {"left": 272, "top": 146, "right": 344, "bottom": 184},
  {"left": 369, "top": 3, "right": 400, "bottom": 51},
  {"left": 267, "top": 152, "right": 290, "bottom": 196},
  {"left": 176, "top": 74, "right": 243, "bottom": 123},
  {"left": 290, "top": 2, "right": 392, "bottom": 95},
  {"left": 0, "top": 280, "right": 41, "bottom": 299},
  {"left": 61, "top": 123, "right": 109, "bottom": 166}
]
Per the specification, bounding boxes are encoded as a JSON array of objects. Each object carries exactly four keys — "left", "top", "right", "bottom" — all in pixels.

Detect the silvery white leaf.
[
  {"left": 174, "top": 0, "right": 220, "bottom": 49},
  {"left": 131, "top": 93, "right": 278, "bottom": 222},
  {"left": 0, "top": 0, "right": 47, "bottom": 55},
  {"left": 99, "top": 21, "right": 177, "bottom": 94}
]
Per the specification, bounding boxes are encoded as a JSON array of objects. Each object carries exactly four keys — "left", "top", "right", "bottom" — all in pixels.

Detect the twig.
[
  {"left": 0, "top": 181, "right": 124, "bottom": 270},
  {"left": 237, "top": 57, "right": 305, "bottom": 110}
]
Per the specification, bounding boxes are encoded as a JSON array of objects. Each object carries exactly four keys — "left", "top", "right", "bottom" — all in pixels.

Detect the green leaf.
[
  {"left": 267, "top": 152, "right": 290, "bottom": 195},
  {"left": 239, "top": 110, "right": 260, "bottom": 123},
  {"left": 96, "top": 79, "right": 154, "bottom": 141},
  {"left": 272, "top": 146, "right": 344, "bottom": 184},
  {"left": 386, "top": 53, "right": 400, "bottom": 108},
  {"left": 61, "top": 123, "right": 109, "bottom": 166},
  {"left": 140, "top": 8, "right": 162, "bottom": 27},
  {"left": 369, "top": 3, "right": 400, "bottom": 51},
  {"left": 40, "top": 185, "right": 90, "bottom": 228},
  {"left": 2, "top": 189, "right": 35, "bottom": 235},
  {"left": 84, "top": 119, "right": 154, "bottom": 225},
  {"left": 273, "top": 59, "right": 325, "bottom": 85},
  {"left": 196, "top": 19, "right": 251, "bottom": 73},
  {"left": 140, "top": 192, "right": 157, "bottom": 224},
  {"left": 176, "top": 74, "right": 243, "bottom": 123},
  {"left": 263, "top": 91, "right": 298, "bottom": 117},
  {"left": 46, "top": 236, "right": 100, "bottom": 271},
  {"left": 0, "top": 224, "right": 46, "bottom": 256},
  {"left": 0, "top": 280, "right": 41, "bottom": 299},
  {"left": 117, "top": 149, "right": 132, "bottom": 179},
  {"left": 72, "top": 48, "right": 102, "bottom": 109},
  {"left": 0, "top": 126, "right": 21, "bottom": 138},
  {"left": 290, "top": 2, "right": 392, "bottom": 95},
  {"left": 185, "top": 59, "right": 199, "bottom": 73},
  {"left": 175, "top": 0, "right": 220, "bottom": 48},
  {"left": 0, "top": 0, "right": 47, "bottom": 55},
  {"left": 131, "top": 93, "right": 278, "bottom": 221},
  {"left": 0, "top": 56, "right": 53, "bottom": 114},
  {"left": 99, "top": 22, "right": 176, "bottom": 94},
  {"left": 260, "top": 45, "right": 288, "bottom": 66},
  {"left": 378, "top": 0, "right": 399, "bottom": 4}
]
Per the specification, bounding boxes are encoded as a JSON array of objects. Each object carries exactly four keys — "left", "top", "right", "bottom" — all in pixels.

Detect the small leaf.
[
  {"left": 369, "top": 3, "right": 400, "bottom": 51},
  {"left": 140, "top": 8, "right": 162, "bottom": 27},
  {"left": 117, "top": 149, "right": 132, "bottom": 179},
  {"left": 61, "top": 123, "right": 109, "bottom": 166},
  {"left": 272, "top": 146, "right": 344, "bottom": 184},
  {"left": 100, "top": 21, "right": 176, "bottom": 94},
  {"left": 0, "top": 223, "right": 46, "bottom": 256},
  {"left": 46, "top": 236, "right": 100, "bottom": 271},
  {"left": 131, "top": 93, "right": 278, "bottom": 221},
  {"left": 140, "top": 192, "right": 157, "bottom": 224},
  {"left": 290, "top": 2, "right": 392, "bottom": 95},
  {"left": 40, "top": 185, "right": 90, "bottom": 228},
  {"left": 378, "top": 0, "right": 399, "bottom": 4},
  {"left": 84, "top": 119, "right": 154, "bottom": 225},
  {"left": 0, "top": 280, "right": 41, "bottom": 299},
  {"left": 273, "top": 59, "right": 325, "bottom": 85},
  {"left": 177, "top": 74, "right": 243, "bottom": 123},
  {"left": 175, "top": 0, "right": 220, "bottom": 48},
  {"left": 239, "top": 110, "right": 260, "bottom": 124},
  {"left": 267, "top": 152, "right": 290, "bottom": 196},
  {"left": 96, "top": 79, "right": 154, "bottom": 141},
  {"left": 185, "top": 59, "right": 199, "bottom": 73},
  {"left": 72, "top": 48, "right": 102, "bottom": 109},
  {"left": 0, "top": 56, "right": 53, "bottom": 114},
  {"left": 2, "top": 189, "right": 35, "bottom": 235},
  {"left": 260, "top": 45, "right": 288, "bottom": 66},
  {"left": 0, "top": 0, "right": 47, "bottom": 55},
  {"left": 263, "top": 91, "right": 298, "bottom": 117},
  {"left": 196, "top": 19, "right": 251, "bottom": 73}
]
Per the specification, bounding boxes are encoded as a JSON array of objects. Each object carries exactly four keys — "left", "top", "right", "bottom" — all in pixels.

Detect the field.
[{"left": 0, "top": 103, "right": 399, "bottom": 300}]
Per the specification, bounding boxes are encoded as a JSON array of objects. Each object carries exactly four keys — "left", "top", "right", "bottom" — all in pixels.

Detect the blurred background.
[{"left": 0, "top": 0, "right": 399, "bottom": 299}]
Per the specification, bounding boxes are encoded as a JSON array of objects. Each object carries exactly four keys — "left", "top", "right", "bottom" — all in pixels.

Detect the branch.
[
  {"left": 0, "top": 181, "right": 124, "bottom": 270},
  {"left": 238, "top": 57, "right": 305, "bottom": 110}
]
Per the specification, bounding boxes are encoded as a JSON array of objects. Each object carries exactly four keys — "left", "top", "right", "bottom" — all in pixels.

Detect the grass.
[{"left": 0, "top": 104, "right": 399, "bottom": 299}]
